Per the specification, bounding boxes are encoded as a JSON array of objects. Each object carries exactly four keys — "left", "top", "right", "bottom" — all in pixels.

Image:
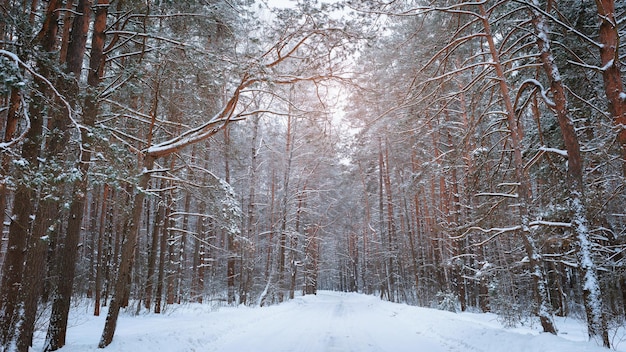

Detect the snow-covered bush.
[{"left": 436, "top": 291, "right": 458, "bottom": 313}]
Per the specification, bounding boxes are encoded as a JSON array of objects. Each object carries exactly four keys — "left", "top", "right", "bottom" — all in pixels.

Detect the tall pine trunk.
[
  {"left": 593, "top": 0, "right": 626, "bottom": 175},
  {"left": 241, "top": 115, "right": 260, "bottom": 304},
  {"left": 303, "top": 226, "right": 319, "bottom": 295},
  {"left": 0, "top": 1, "right": 61, "bottom": 348},
  {"left": 0, "top": 87, "right": 20, "bottom": 236},
  {"left": 224, "top": 129, "right": 237, "bottom": 305},
  {"left": 479, "top": 3, "right": 557, "bottom": 334},
  {"left": 277, "top": 113, "right": 294, "bottom": 302},
  {"left": 44, "top": 1, "right": 111, "bottom": 349},
  {"left": 382, "top": 139, "right": 397, "bottom": 302},
  {"left": 99, "top": 157, "right": 155, "bottom": 348},
  {"left": 94, "top": 184, "right": 110, "bottom": 316},
  {"left": 144, "top": 186, "right": 163, "bottom": 310},
  {"left": 155, "top": 190, "right": 172, "bottom": 314},
  {"left": 529, "top": 2, "right": 609, "bottom": 346}
]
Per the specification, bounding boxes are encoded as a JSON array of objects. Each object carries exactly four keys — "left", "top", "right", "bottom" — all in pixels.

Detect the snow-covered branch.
[
  {"left": 144, "top": 86, "right": 243, "bottom": 158},
  {"left": 511, "top": 0, "right": 602, "bottom": 49},
  {"left": 516, "top": 79, "right": 555, "bottom": 108},
  {"left": 539, "top": 146, "right": 568, "bottom": 158},
  {"left": 475, "top": 192, "right": 518, "bottom": 198},
  {"left": 465, "top": 225, "right": 522, "bottom": 247},
  {"left": 529, "top": 220, "right": 572, "bottom": 228}
]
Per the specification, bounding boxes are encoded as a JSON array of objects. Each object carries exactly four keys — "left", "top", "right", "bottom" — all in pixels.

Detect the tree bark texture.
[
  {"left": 0, "top": 0, "right": 61, "bottom": 347},
  {"left": 99, "top": 157, "right": 155, "bottom": 348},
  {"left": 594, "top": 0, "right": 626, "bottom": 175},
  {"left": 528, "top": 2, "right": 609, "bottom": 346},
  {"left": 479, "top": 3, "right": 557, "bottom": 335}
]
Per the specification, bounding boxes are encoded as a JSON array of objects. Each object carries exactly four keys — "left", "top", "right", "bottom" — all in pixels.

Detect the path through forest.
[
  {"left": 37, "top": 291, "right": 617, "bottom": 352},
  {"left": 208, "top": 291, "right": 607, "bottom": 352},
  {"left": 211, "top": 291, "right": 455, "bottom": 351}
]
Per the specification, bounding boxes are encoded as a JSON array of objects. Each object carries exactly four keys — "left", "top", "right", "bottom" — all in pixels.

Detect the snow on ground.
[{"left": 33, "top": 291, "right": 625, "bottom": 352}]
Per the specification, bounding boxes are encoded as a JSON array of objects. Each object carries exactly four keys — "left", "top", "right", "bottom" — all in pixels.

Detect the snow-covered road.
[
  {"left": 209, "top": 291, "right": 607, "bottom": 352},
  {"left": 211, "top": 292, "right": 449, "bottom": 352},
  {"left": 39, "top": 291, "right": 619, "bottom": 352}
]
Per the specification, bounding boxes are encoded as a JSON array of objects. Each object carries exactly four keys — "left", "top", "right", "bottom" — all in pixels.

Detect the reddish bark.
[
  {"left": 44, "top": 1, "right": 94, "bottom": 349},
  {"left": 0, "top": 87, "right": 21, "bottom": 239},
  {"left": 144, "top": 192, "right": 163, "bottom": 310},
  {"left": 0, "top": 0, "right": 61, "bottom": 347},
  {"left": 594, "top": 0, "right": 626, "bottom": 175},
  {"left": 154, "top": 190, "right": 172, "bottom": 314},
  {"left": 58, "top": 0, "right": 75, "bottom": 65},
  {"left": 304, "top": 226, "right": 320, "bottom": 295},
  {"left": 99, "top": 157, "right": 155, "bottom": 348},
  {"left": 530, "top": 2, "right": 609, "bottom": 346},
  {"left": 224, "top": 130, "right": 236, "bottom": 304},
  {"left": 479, "top": 3, "right": 557, "bottom": 335},
  {"left": 382, "top": 139, "right": 397, "bottom": 302},
  {"left": 94, "top": 184, "right": 110, "bottom": 316}
]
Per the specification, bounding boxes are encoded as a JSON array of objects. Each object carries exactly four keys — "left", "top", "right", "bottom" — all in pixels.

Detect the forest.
[{"left": 0, "top": 0, "right": 625, "bottom": 350}]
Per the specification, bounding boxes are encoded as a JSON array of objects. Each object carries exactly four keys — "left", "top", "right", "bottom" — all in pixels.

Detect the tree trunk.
[
  {"left": 44, "top": 1, "right": 107, "bottom": 349},
  {"left": 357, "top": 161, "right": 373, "bottom": 295},
  {"left": 87, "top": 191, "right": 99, "bottom": 299},
  {"left": 0, "top": 0, "right": 61, "bottom": 347},
  {"left": 166, "top": 210, "right": 176, "bottom": 305},
  {"left": 430, "top": 119, "right": 450, "bottom": 293},
  {"left": 409, "top": 168, "right": 422, "bottom": 297},
  {"left": 58, "top": 0, "right": 75, "bottom": 65},
  {"left": 479, "top": 3, "right": 557, "bottom": 334},
  {"left": 529, "top": 2, "right": 609, "bottom": 345},
  {"left": 240, "top": 115, "right": 260, "bottom": 304},
  {"left": 12, "top": 201, "right": 52, "bottom": 352},
  {"left": 155, "top": 191, "right": 172, "bottom": 314},
  {"left": 0, "top": 87, "right": 21, "bottom": 235},
  {"left": 376, "top": 138, "right": 389, "bottom": 300},
  {"left": 382, "top": 139, "right": 397, "bottom": 302},
  {"left": 593, "top": 0, "right": 626, "bottom": 175},
  {"left": 176, "top": 189, "right": 192, "bottom": 304},
  {"left": 192, "top": 198, "right": 206, "bottom": 303},
  {"left": 289, "top": 231, "right": 299, "bottom": 299},
  {"left": 94, "top": 184, "right": 110, "bottom": 316},
  {"left": 222, "top": 129, "right": 237, "bottom": 305},
  {"left": 447, "top": 130, "right": 466, "bottom": 312},
  {"left": 144, "top": 189, "right": 163, "bottom": 310},
  {"left": 99, "top": 157, "right": 155, "bottom": 348},
  {"left": 405, "top": 160, "right": 420, "bottom": 297},
  {"left": 278, "top": 113, "right": 294, "bottom": 302},
  {"left": 267, "top": 168, "right": 277, "bottom": 282},
  {"left": 304, "top": 226, "right": 319, "bottom": 295},
  {"left": 260, "top": 169, "right": 278, "bottom": 307}
]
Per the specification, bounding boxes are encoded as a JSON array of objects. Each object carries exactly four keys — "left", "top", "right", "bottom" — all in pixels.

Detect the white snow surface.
[{"left": 33, "top": 291, "right": 623, "bottom": 352}]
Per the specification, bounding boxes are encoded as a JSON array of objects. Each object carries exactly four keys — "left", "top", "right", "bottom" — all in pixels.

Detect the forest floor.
[{"left": 33, "top": 291, "right": 624, "bottom": 352}]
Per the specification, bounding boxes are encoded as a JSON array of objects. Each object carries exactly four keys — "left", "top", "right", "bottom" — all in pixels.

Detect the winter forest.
[{"left": 0, "top": 0, "right": 625, "bottom": 350}]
